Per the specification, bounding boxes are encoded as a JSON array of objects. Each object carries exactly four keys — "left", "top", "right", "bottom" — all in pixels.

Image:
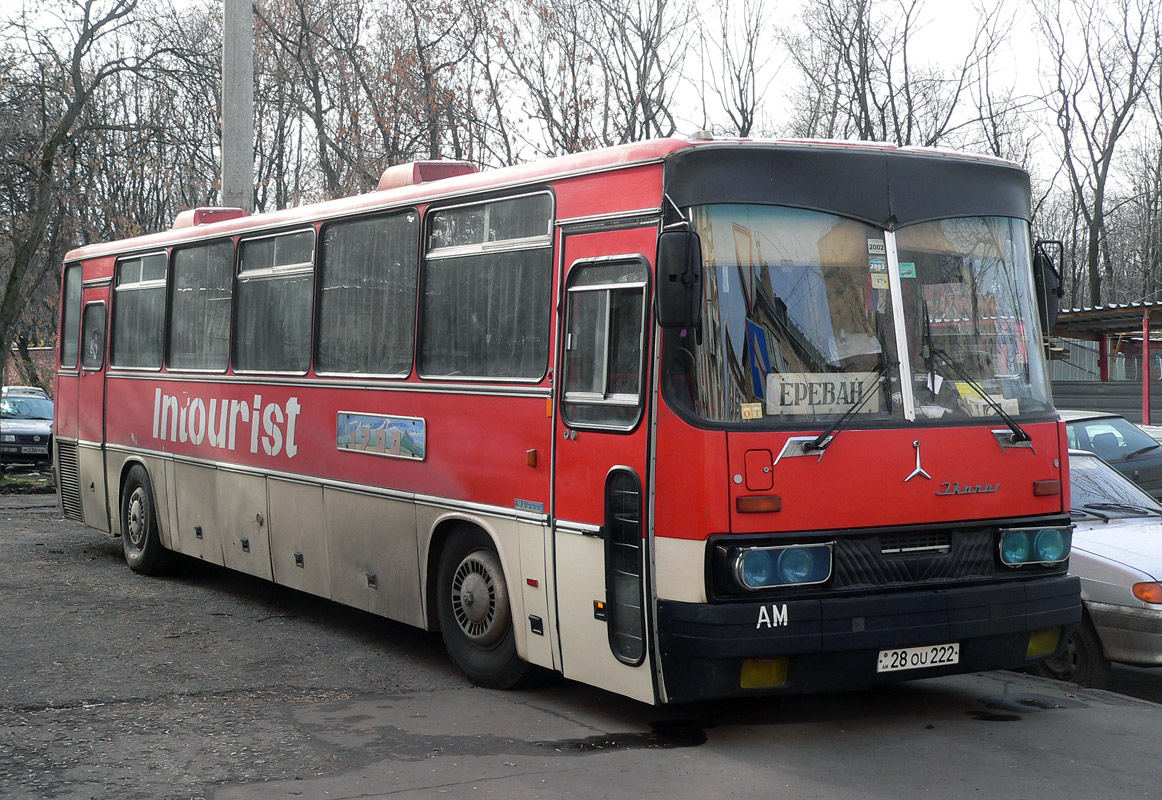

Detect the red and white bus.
[{"left": 54, "top": 138, "right": 1080, "bottom": 703}]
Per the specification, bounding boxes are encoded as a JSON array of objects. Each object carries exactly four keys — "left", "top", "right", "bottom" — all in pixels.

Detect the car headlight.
[
  {"left": 999, "top": 526, "right": 1071, "bottom": 566},
  {"left": 732, "top": 544, "right": 833, "bottom": 590},
  {"left": 1, "top": 434, "right": 14, "bottom": 443}
]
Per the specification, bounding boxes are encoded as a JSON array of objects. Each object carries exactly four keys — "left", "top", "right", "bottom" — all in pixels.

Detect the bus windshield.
[{"left": 666, "top": 204, "right": 1052, "bottom": 426}]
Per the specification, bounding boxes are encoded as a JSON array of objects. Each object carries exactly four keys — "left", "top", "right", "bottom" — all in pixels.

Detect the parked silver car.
[
  {"left": 0, "top": 395, "right": 54, "bottom": 464},
  {"left": 1029, "top": 449, "right": 1162, "bottom": 687}
]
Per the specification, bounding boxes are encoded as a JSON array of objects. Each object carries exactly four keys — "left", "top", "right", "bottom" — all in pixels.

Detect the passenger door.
[
  {"left": 552, "top": 226, "right": 657, "bottom": 703},
  {"left": 77, "top": 292, "right": 111, "bottom": 530}
]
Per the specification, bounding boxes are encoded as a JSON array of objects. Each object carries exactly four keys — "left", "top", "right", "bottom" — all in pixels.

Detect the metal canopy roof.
[{"left": 1051, "top": 301, "right": 1162, "bottom": 337}]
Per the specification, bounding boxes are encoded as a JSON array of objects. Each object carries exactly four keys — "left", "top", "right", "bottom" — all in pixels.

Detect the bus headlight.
[
  {"left": 1033, "top": 528, "right": 1068, "bottom": 562},
  {"left": 999, "top": 526, "right": 1071, "bottom": 566},
  {"left": 732, "top": 544, "right": 832, "bottom": 590}
]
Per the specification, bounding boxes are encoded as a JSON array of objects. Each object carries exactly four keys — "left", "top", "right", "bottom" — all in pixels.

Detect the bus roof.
[{"left": 63, "top": 137, "right": 1021, "bottom": 262}]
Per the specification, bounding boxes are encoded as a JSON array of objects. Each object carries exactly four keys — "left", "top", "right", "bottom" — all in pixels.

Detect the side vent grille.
[
  {"left": 57, "top": 441, "right": 82, "bottom": 521},
  {"left": 606, "top": 470, "right": 645, "bottom": 665}
]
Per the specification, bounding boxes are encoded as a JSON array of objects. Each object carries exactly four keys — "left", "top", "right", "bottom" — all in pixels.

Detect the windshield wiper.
[
  {"left": 1127, "top": 443, "right": 1161, "bottom": 459},
  {"left": 1071, "top": 506, "right": 1109, "bottom": 520},
  {"left": 1082, "top": 501, "right": 1162, "bottom": 517},
  {"left": 804, "top": 358, "right": 898, "bottom": 451},
  {"left": 920, "top": 299, "right": 1030, "bottom": 444}
]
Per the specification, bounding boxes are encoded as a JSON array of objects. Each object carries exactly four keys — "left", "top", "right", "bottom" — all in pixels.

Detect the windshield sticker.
[
  {"left": 871, "top": 273, "right": 889, "bottom": 290},
  {"left": 867, "top": 239, "right": 885, "bottom": 256},
  {"left": 899, "top": 261, "right": 916, "bottom": 278},
  {"left": 952, "top": 383, "right": 1019, "bottom": 417},
  {"left": 869, "top": 257, "right": 887, "bottom": 273},
  {"left": 766, "top": 372, "right": 881, "bottom": 415},
  {"left": 337, "top": 412, "right": 426, "bottom": 460},
  {"left": 741, "top": 402, "right": 764, "bottom": 420}
]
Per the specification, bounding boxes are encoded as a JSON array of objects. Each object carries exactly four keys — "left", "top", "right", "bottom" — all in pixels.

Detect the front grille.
[
  {"left": 831, "top": 528, "right": 994, "bottom": 590},
  {"left": 10, "top": 433, "right": 50, "bottom": 444},
  {"left": 879, "top": 531, "right": 951, "bottom": 556},
  {"left": 56, "top": 440, "right": 82, "bottom": 521}
]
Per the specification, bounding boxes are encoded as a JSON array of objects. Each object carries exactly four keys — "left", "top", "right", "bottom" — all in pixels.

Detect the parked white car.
[{"left": 1029, "top": 449, "right": 1162, "bottom": 687}]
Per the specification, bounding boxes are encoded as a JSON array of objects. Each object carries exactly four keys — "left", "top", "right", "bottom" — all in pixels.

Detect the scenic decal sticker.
[{"left": 336, "top": 412, "right": 426, "bottom": 461}]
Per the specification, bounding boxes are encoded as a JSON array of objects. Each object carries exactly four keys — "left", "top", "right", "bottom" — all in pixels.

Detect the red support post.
[
  {"left": 1143, "top": 313, "right": 1152, "bottom": 426},
  {"left": 1099, "top": 335, "right": 1109, "bottom": 382}
]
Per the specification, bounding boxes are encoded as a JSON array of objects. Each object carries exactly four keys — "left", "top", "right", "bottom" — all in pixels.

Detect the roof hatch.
[{"left": 377, "top": 160, "right": 478, "bottom": 191}]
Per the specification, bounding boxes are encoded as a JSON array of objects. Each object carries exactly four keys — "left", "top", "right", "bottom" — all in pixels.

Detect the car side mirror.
[{"left": 655, "top": 230, "right": 703, "bottom": 329}]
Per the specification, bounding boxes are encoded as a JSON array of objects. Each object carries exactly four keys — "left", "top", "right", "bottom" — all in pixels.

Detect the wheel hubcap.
[
  {"left": 450, "top": 548, "right": 509, "bottom": 646},
  {"left": 126, "top": 489, "right": 146, "bottom": 550}
]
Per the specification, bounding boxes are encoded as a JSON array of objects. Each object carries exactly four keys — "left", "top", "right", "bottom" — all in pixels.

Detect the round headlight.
[
  {"left": 741, "top": 549, "right": 775, "bottom": 587},
  {"left": 778, "top": 548, "right": 815, "bottom": 583},
  {"left": 1000, "top": 530, "right": 1031, "bottom": 565},
  {"left": 1034, "top": 528, "right": 1067, "bottom": 562}
]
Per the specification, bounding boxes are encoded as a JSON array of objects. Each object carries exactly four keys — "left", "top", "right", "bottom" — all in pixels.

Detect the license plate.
[
  {"left": 877, "top": 642, "right": 960, "bottom": 673},
  {"left": 23, "top": 446, "right": 49, "bottom": 455}
]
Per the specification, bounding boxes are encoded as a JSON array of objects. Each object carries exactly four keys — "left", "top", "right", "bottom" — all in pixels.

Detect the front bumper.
[
  {"left": 657, "top": 575, "right": 1081, "bottom": 702},
  {"left": 1089, "top": 600, "right": 1162, "bottom": 666},
  {"left": 1, "top": 442, "right": 52, "bottom": 462}
]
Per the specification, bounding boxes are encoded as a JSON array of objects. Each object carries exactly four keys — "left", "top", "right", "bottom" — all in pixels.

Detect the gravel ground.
[{"left": 0, "top": 496, "right": 465, "bottom": 800}]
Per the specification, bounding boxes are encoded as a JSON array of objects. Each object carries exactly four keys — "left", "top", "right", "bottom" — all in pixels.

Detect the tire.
[
  {"left": 436, "top": 528, "right": 532, "bottom": 689},
  {"left": 1027, "top": 613, "right": 1112, "bottom": 689},
  {"left": 120, "top": 465, "right": 177, "bottom": 576}
]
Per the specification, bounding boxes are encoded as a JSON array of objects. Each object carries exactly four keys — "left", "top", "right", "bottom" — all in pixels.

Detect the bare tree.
[
  {"left": 491, "top": 0, "right": 609, "bottom": 157},
  {"left": 702, "top": 0, "right": 774, "bottom": 137},
  {"left": 1038, "top": 0, "right": 1159, "bottom": 305},
  {"left": 594, "top": 0, "right": 691, "bottom": 144},
  {"left": 783, "top": 0, "right": 1008, "bottom": 147},
  {"left": 0, "top": 0, "right": 174, "bottom": 388}
]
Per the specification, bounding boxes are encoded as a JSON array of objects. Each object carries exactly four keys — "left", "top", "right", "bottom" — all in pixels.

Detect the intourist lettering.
[{"left": 152, "top": 389, "right": 301, "bottom": 458}]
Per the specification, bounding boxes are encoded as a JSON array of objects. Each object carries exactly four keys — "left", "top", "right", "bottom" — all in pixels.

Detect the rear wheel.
[
  {"left": 120, "top": 465, "right": 177, "bottom": 575},
  {"left": 1028, "top": 613, "right": 1111, "bottom": 689},
  {"left": 437, "top": 528, "right": 532, "bottom": 689}
]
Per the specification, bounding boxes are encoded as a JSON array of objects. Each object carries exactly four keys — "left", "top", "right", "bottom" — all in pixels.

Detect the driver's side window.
[{"left": 562, "top": 258, "right": 649, "bottom": 430}]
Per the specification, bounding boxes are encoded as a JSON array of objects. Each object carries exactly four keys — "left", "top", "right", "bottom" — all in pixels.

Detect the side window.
[
  {"left": 112, "top": 252, "right": 167, "bottom": 368},
  {"left": 317, "top": 211, "right": 419, "bottom": 375},
  {"left": 235, "top": 229, "right": 315, "bottom": 373},
  {"left": 59, "top": 264, "right": 82, "bottom": 368},
  {"left": 169, "top": 240, "right": 234, "bottom": 370},
  {"left": 419, "top": 193, "right": 552, "bottom": 379},
  {"left": 81, "top": 302, "right": 107, "bottom": 370},
  {"left": 562, "top": 259, "right": 649, "bottom": 429}
]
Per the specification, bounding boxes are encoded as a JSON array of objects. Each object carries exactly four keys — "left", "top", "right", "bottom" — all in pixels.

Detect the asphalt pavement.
[{"left": 3, "top": 494, "right": 1161, "bottom": 800}]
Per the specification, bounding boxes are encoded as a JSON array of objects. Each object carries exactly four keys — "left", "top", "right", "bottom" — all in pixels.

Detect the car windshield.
[
  {"left": 0, "top": 397, "right": 53, "bottom": 420},
  {"left": 1067, "top": 416, "right": 1161, "bottom": 461},
  {"left": 665, "top": 205, "right": 1052, "bottom": 427},
  {"left": 1070, "top": 452, "right": 1162, "bottom": 519}
]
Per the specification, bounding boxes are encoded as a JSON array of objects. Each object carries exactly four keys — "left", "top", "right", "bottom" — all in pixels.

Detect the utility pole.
[{"left": 222, "top": 0, "right": 254, "bottom": 212}]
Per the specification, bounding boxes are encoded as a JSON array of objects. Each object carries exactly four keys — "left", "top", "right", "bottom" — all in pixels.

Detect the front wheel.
[
  {"left": 1027, "top": 614, "right": 1111, "bottom": 689},
  {"left": 437, "top": 528, "right": 532, "bottom": 689},
  {"left": 120, "top": 465, "right": 177, "bottom": 575}
]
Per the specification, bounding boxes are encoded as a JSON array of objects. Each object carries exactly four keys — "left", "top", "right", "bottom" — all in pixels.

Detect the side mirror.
[
  {"left": 1033, "top": 240, "right": 1064, "bottom": 334},
  {"left": 655, "top": 230, "right": 703, "bottom": 328}
]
